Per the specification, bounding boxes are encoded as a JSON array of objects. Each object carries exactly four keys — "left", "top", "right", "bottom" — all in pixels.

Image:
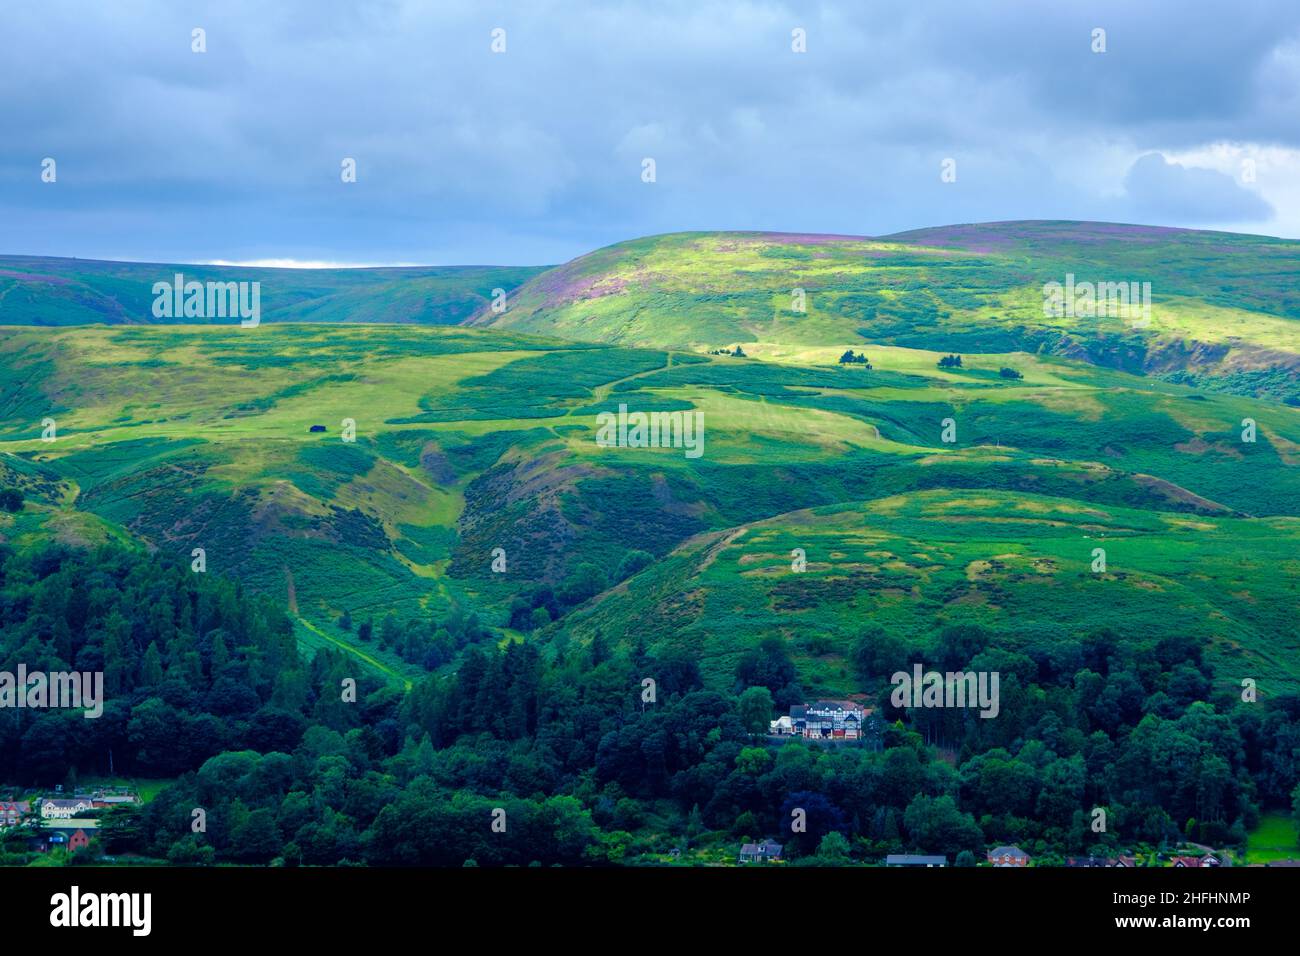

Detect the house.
[
  {"left": 738, "top": 841, "right": 783, "bottom": 864},
  {"left": 885, "top": 854, "right": 947, "bottom": 867},
  {"left": 89, "top": 789, "right": 140, "bottom": 806},
  {"left": 1171, "top": 855, "right": 1221, "bottom": 868},
  {"left": 988, "top": 845, "right": 1030, "bottom": 867},
  {"left": 41, "top": 798, "right": 91, "bottom": 819},
  {"left": 0, "top": 801, "right": 30, "bottom": 827},
  {"left": 37, "top": 817, "right": 99, "bottom": 853},
  {"left": 39, "top": 826, "right": 92, "bottom": 853},
  {"left": 772, "top": 701, "right": 873, "bottom": 740},
  {"left": 769, "top": 715, "right": 795, "bottom": 735},
  {"left": 1066, "top": 855, "right": 1134, "bottom": 867}
]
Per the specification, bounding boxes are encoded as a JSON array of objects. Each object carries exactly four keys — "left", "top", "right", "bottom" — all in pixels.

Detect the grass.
[
  {"left": 1, "top": 278, "right": 1297, "bottom": 694},
  {"left": 1243, "top": 813, "right": 1300, "bottom": 864}
]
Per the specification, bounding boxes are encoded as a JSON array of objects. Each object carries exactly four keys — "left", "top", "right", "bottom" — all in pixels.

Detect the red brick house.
[
  {"left": 0, "top": 801, "right": 31, "bottom": 827},
  {"left": 988, "top": 845, "right": 1031, "bottom": 866}
]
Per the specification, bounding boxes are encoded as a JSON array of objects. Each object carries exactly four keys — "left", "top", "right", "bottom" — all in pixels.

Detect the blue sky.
[{"left": 3, "top": 0, "right": 1299, "bottom": 265}]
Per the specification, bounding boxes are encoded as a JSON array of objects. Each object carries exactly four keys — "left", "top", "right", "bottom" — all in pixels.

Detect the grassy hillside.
[
  {"left": 2, "top": 318, "right": 1297, "bottom": 696},
  {"left": 468, "top": 223, "right": 1300, "bottom": 401},
  {"left": 0, "top": 255, "right": 546, "bottom": 326},
  {"left": 562, "top": 489, "right": 1300, "bottom": 695}
]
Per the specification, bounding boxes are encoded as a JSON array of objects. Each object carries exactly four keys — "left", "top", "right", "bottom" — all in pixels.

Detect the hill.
[
  {"left": 467, "top": 222, "right": 1300, "bottom": 402},
  {"left": 3, "top": 319, "right": 1297, "bottom": 695},
  {"left": 0, "top": 255, "right": 546, "bottom": 326}
]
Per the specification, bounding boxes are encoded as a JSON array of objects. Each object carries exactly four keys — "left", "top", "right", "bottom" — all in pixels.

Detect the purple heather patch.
[{"left": 0, "top": 269, "right": 73, "bottom": 285}]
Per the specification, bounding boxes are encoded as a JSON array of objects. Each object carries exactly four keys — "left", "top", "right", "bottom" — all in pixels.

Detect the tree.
[
  {"left": 338, "top": 610, "right": 353, "bottom": 631},
  {"left": 614, "top": 550, "right": 654, "bottom": 581},
  {"left": 738, "top": 686, "right": 774, "bottom": 735},
  {"left": 902, "top": 794, "right": 984, "bottom": 856},
  {"left": 1291, "top": 781, "right": 1300, "bottom": 836},
  {"left": 815, "top": 831, "right": 851, "bottom": 864},
  {"left": 0, "top": 487, "right": 22, "bottom": 512},
  {"left": 999, "top": 367, "right": 1023, "bottom": 379},
  {"left": 851, "top": 625, "right": 909, "bottom": 681}
]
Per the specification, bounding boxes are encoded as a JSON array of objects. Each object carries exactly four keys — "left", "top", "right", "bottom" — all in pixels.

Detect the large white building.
[{"left": 770, "top": 700, "right": 871, "bottom": 739}]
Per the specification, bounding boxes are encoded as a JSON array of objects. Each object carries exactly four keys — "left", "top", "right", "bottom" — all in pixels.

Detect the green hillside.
[
  {"left": 3, "top": 310, "right": 1297, "bottom": 695},
  {"left": 3, "top": 224, "right": 1300, "bottom": 868},
  {"left": 468, "top": 223, "right": 1300, "bottom": 402},
  {"left": 562, "top": 488, "right": 1300, "bottom": 695},
  {"left": 0, "top": 255, "right": 546, "bottom": 326}
]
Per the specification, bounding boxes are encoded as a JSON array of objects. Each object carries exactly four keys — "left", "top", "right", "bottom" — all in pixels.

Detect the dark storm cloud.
[{"left": 1, "top": 0, "right": 1296, "bottom": 264}]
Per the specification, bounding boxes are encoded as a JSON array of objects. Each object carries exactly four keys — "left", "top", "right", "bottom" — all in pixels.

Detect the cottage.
[
  {"left": 738, "top": 841, "right": 783, "bottom": 864},
  {"left": 769, "top": 715, "right": 795, "bottom": 735},
  {"left": 988, "top": 845, "right": 1030, "bottom": 867},
  {"left": 0, "top": 801, "right": 30, "bottom": 827},
  {"left": 885, "top": 854, "right": 947, "bottom": 867},
  {"left": 1171, "top": 855, "right": 1221, "bottom": 868}
]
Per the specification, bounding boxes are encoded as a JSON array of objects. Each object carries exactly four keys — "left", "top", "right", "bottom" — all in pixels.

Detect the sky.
[{"left": 3, "top": 0, "right": 1299, "bottom": 266}]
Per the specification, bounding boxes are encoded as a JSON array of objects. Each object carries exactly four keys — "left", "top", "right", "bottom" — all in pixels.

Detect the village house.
[
  {"left": 738, "top": 841, "right": 783, "bottom": 864},
  {"left": 0, "top": 801, "right": 31, "bottom": 827},
  {"left": 1066, "top": 855, "right": 1136, "bottom": 867},
  {"left": 770, "top": 701, "right": 874, "bottom": 740},
  {"left": 34, "top": 817, "right": 99, "bottom": 853},
  {"left": 988, "top": 845, "right": 1031, "bottom": 867},
  {"left": 41, "top": 797, "right": 92, "bottom": 819},
  {"left": 1170, "top": 855, "right": 1221, "bottom": 868}
]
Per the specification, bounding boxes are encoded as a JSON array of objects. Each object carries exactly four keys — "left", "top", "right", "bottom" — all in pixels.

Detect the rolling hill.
[
  {"left": 3, "top": 222, "right": 1299, "bottom": 867},
  {"left": 3, "top": 290, "right": 1298, "bottom": 694},
  {"left": 0, "top": 255, "right": 546, "bottom": 326},
  {"left": 467, "top": 222, "right": 1300, "bottom": 402}
]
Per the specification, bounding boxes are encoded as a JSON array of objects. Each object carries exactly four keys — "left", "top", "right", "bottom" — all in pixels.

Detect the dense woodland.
[{"left": 1, "top": 541, "right": 1298, "bottom": 866}]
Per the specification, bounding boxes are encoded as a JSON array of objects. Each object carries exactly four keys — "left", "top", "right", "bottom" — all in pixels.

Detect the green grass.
[
  {"left": 1, "top": 286, "right": 1297, "bottom": 694},
  {"left": 475, "top": 224, "right": 1300, "bottom": 402},
  {"left": 1243, "top": 813, "right": 1300, "bottom": 864}
]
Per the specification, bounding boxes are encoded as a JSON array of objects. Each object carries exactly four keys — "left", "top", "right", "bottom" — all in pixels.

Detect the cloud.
[
  {"left": 1122, "top": 152, "right": 1273, "bottom": 224},
  {"left": 1, "top": 0, "right": 1298, "bottom": 262}
]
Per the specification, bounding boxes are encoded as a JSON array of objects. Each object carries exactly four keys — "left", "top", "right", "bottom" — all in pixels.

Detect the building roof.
[
  {"left": 989, "top": 845, "right": 1029, "bottom": 858},
  {"left": 43, "top": 817, "right": 99, "bottom": 829}
]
